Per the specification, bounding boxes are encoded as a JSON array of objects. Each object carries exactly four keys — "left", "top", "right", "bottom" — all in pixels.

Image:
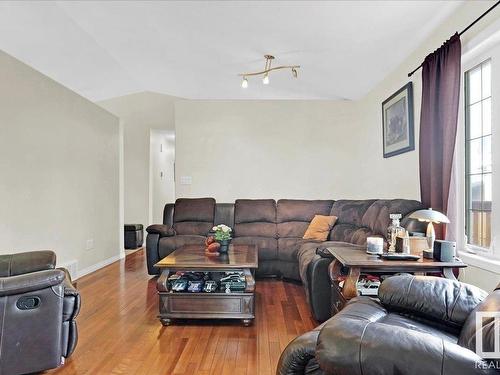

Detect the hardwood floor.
[{"left": 48, "top": 249, "right": 317, "bottom": 375}]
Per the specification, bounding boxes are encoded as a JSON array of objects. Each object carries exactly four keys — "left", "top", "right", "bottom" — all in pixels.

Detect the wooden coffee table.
[
  {"left": 155, "top": 244, "right": 258, "bottom": 326},
  {"left": 327, "top": 246, "right": 467, "bottom": 314}
]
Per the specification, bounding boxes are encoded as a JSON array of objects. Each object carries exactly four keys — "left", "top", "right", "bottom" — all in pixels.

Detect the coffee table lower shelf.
[{"left": 158, "top": 291, "right": 255, "bottom": 326}]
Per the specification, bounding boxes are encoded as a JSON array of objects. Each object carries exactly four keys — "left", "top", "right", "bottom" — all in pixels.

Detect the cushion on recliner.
[
  {"left": 328, "top": 200, "right": 376, "bottom": 242},
  {"left": 277, "top": 199, "right": 334, "bottom": 238},
  {"left": 173, "top": 198, "right": 215, "bottom": 223},
  {"left": 0, "top": 251, "right": 56, "bottom": 277},
  {"left": 277, "top": 200, "right": 334, "bottom": 264},
  {"left": 173, "top": 198, "right": 215, "bottom": 235},
  {"left": 234, "top": 199, "right": 276, "bottom": 223},
  {"left": 361, "top": 199, "right": 423, "bottom": 236},
  {"left": 330, "top": 200, "right": 376, "bottom": 225},
  {"left": 277, "top": 200, "right": 333, "bottom": 230},
  {"left": 328, "top": 223, "right": 359, "bottom": 243},
  {"left": 232, "top": 237, "right": 278, "bottom": 260},
  {"left": 234, "top": 199, "right": 277, "bottom": 239},
  {"left": 158, "top": 235, "right": 206, "bottom": 258}
]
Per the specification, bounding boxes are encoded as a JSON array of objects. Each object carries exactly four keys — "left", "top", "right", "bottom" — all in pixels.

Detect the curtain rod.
[{"left": 408, "top": 0, "right": 500, "bottom": 77}]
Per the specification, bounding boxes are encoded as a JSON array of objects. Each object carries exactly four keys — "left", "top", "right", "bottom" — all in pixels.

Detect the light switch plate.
[{"left": 179, "top": 176, "right": 192, "bottom": 185}]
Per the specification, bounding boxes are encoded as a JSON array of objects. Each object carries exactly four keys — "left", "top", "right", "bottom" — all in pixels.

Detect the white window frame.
[
  {"left": 464, "top": 59, "right": 492, "bottom": 252},
  {"left": 456, "top": 22, "right": 500, "bottom": 265}
]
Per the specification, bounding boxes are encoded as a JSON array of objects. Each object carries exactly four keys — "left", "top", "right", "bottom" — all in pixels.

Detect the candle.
[{"left": 367, "top": 237, "right": 384, "bottom": 255}]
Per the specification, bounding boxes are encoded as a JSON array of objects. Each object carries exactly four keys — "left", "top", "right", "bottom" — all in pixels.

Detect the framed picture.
[{"left": 382, "top": 82, "right": 414, "bottom": 158}]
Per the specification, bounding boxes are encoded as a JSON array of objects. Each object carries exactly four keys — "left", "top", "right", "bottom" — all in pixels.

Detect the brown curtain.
[{"left": 419, "top": 33, "right": 461, "bottom": 239}]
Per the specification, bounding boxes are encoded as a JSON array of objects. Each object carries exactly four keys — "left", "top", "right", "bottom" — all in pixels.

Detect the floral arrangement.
[{"left": 212, "top": 224, "right": 232, "bottom": 241}]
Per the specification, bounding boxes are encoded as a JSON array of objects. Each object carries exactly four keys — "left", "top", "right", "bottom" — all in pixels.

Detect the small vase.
[{"left": 218, "top": 239, "right": 231, "bottom": 254}]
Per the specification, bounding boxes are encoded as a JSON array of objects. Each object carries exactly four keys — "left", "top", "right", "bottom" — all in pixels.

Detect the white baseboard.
[{"left": 75, "top": 251, "right": 125, "bottom": 280}]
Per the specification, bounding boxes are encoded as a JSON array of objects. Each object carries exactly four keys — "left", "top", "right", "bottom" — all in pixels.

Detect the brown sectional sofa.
[{"left": 146, "top": 197, "right": 424, "bottom": 322}]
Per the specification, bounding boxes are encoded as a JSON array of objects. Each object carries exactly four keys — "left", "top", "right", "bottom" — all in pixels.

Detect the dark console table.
[
  {"left": 155, "top": 244, "right": 258, "bottom": 326},
  {"left": 327, "top": 247, "right": 467, "bottom": 315}
]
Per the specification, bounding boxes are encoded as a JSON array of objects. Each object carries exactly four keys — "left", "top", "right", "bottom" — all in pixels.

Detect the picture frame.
[{"left": 382, "top": 82, "right": 414, "bottom": 158}]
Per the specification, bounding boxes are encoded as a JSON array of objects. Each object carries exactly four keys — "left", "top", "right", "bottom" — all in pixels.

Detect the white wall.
[
  {"left": 0, "top": 49, "right": 121, "bottom": 278},
  {"left": 175, "top": 100, "right": 422, "bottom": 201},
  {"left": 98, "top": 92, "right": 180, "bottom": 226}
]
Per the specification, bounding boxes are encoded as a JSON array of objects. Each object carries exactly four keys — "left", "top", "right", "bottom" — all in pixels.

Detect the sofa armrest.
[
  {"left": 0, "top": 250, "right": 56, "bottom": 277},
  {"left": 379, "top": 275, "right": 487, "bottom": 329},
  {"left": 146, "top": 224, "right": 175, "bottom": 237},
  {"left": 316, "top": 247, "right": 335, "bottom": 259},
  {"left": 316, "top": 308, "right": 496, "bottom": 375},
  {"left": 0, "top": 269, "right": 65, "bottom": 297},
  {"left": 277, "top": 323, "right": 325, "bottom": 375}
]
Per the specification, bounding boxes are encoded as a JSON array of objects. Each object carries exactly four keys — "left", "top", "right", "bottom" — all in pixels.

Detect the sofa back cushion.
[
  {"left": 234, "top": 199, "right": 277, "bottom": 238},
  {"left": 173, "top": 198, "right": 216, "bottom": 235},
  {"left": 361, "top": 199, "right": 424, "bottom": 236},
  {"left": 328, "top": 200, "right": 376, "bottom": 243},
  {"left": 277, "top": 199, "right": 334, "bottom": 238},
  {"left": 328, "top": 199, "right": 424, "bottom": 245}
]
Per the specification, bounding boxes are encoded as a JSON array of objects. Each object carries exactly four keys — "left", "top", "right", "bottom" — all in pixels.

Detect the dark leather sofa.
[
  {"left": 277, "top": 275, "right": 500, "bottom": 375},
  {"left": 146, "top": 197, "right": 423, "bottom": 322},
  {"left": 0, "top": 251, "right": 80, "bottom": 375}
]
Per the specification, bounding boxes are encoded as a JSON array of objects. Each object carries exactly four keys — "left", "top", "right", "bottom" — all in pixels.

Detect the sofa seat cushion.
[
  {"left": 173, "top": 198, "right": 215, "bottom": 236},
  {"left": 279, "top": 238, "right": 321, "bottom": 262},
  {"left": 231, "top": 237, "right": 278, "bottom": 260},
  {"left": 158, "top": 235, "right": 206, "bottom": 258}
]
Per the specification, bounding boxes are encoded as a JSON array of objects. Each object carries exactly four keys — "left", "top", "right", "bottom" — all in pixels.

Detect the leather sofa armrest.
[
  {"left": 146, "top": 224, "right": 175, "bottom": 237},
  {"left": 58, "top": 267, "right": 78, "bottom": 296},
  {"left": 316, "top": 306, "right": 496, "bottom": 375},
  {"left": 379, "top": 275, "right": 488, "bottom": 329},
  {"left": 58, "top": 268, "right": 81, "bottom": 323},
  {"left": 277, "top": 322, "right": 325, "bottom": 375},
  {"left": 0, "top": 269, "right": 65, "bottom": 297},
  {"left": 0, "top": 250, "right": 56, "bottom": 276},
  {"left": 316, "top": 247, "right": 334, "bottom": 258}
]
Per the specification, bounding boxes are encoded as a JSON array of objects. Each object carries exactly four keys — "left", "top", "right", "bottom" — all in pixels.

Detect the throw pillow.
[{"left": 303, "top": 215, "right": 337, "bottom": 241}]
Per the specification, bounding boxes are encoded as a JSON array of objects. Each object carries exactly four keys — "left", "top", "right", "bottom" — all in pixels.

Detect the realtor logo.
[{"left": 475, "top": 312, "right": 500, "bottom": 359}]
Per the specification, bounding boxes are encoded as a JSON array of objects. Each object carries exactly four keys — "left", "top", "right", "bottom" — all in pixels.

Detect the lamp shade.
[{"left": 409, "top": 208, "right": 450, "bottom": 224}]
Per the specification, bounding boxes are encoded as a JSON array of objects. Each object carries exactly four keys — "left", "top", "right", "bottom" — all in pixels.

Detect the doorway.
[{"left": 149, "top": 129, "right": 175, "bottom": 225}]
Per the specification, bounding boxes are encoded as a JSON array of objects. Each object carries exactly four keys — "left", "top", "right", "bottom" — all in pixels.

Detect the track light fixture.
[
  {"left": 241, "top": 77, "right": 248, "bottom": 88},
  {"left": 239, "top": 55, "right": 300, "bottom": 88}
]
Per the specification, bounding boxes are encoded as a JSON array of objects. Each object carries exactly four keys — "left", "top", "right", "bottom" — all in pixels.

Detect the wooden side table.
[{"left": 327, "top": 247, "right": 467, "bottom": 314}]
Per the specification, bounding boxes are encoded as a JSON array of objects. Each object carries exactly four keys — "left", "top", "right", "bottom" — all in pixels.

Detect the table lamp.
[{"left": 409, "top": 208, "right": 450, "bottom": 258}]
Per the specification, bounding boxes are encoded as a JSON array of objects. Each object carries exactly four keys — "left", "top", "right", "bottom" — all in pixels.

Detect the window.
[{"left": 465, "top": 60, "right": 492, "bottom": 250}]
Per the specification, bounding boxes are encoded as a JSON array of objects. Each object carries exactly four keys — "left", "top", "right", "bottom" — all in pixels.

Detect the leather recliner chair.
[
  {"left": 277, "top": 275, "right": 500, "bottom": 375},
  {"left": 0, "top": 251, "right": 80, "bottom": 375}
]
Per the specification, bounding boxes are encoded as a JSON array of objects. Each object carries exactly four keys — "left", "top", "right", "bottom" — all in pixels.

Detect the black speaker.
[{"left": 433, "top": 240, "right": 456, "bottom": 262}]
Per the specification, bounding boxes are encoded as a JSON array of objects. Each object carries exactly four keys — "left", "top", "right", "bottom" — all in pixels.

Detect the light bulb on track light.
[
  {"left": 262, "top": 73, "right": 269, "bottom": 85},
  {"left": 241, "top": 77, "right": 248, "bottom": 88}
]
